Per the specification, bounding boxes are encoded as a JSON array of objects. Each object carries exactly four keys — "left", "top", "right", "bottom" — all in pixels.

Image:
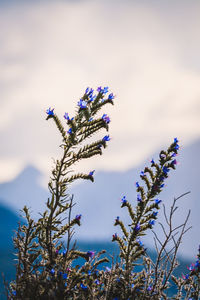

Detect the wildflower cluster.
[{"left": 5, "top": 87, "right": 200, "bottom": 300}]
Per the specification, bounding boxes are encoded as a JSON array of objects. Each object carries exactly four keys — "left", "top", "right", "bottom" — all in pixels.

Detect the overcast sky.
[{"left": 0, "top": 0, "right": 200, "bottom": 183}]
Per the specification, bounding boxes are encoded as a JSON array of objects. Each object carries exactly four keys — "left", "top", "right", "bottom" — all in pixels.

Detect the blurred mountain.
[
  {"left": 0, "top": 204, "right": 19, "bottom": 249},
  {"left": 0, "top": 165, "right": 48, "bottom": 218},
  {"left": 0, "top": 139, "right": 199, "bottom": 259},
  {"left": 0, "top": 204, "right": 20, "bottom": 299}
]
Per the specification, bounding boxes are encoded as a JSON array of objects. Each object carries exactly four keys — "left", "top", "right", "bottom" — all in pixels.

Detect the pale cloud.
[{"left": 0, "top": 0, "right": 200, "bottom": 181}]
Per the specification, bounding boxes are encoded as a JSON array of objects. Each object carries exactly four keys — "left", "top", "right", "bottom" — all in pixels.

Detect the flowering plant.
[{"left": 5, "top": 87, "right": 200, "bottom": 299}]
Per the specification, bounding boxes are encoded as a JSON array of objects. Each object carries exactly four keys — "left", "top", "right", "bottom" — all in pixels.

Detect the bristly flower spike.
[
  {"left": 155, "top": 199, "right": 162, "bottom": 205},
  {"left": 77, "top": 99, "right": 87, "bottom": 109},
  {"left": 135, "top": 182, "right": 140, "bottom": 188},
  {"left": 89, "top": 170, "right": 95, "bottom": 176},
  {"left": 75, "top": 214, "right": 82, "bottom": 220},
  {"left": 64, "top": 112, "right": 70, "bottom": 120},
  {"left": 86, "top": 251, "right": 95, "bottom": 259},
  {"left": 102, "top": 114, "right": 110, "bottom": 124},
  {"left": 103, "top": 135, "right": 110, "bottom": 142},
  {"left": 103, "top": 86, "right": 109, "bottom": 94},
  {"left": 112, "top": 233, "right": 118, "bottom": 241},
  {"left": 46, "top": 107, "right": 54, "bottom": 116},
  {"left": 108, "top": 93, "right": 114, "bottom": 100},
  {"left": 64, "top": 112, "right": 74, "bottom": 121},
  {"left": 121, "top": 196, "right": 127, "bottom": 205}
]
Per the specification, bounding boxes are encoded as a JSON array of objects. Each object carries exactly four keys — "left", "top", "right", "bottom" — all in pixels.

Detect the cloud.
[{"left": 0, "top": 0, "right": 200, "bottom": 181}]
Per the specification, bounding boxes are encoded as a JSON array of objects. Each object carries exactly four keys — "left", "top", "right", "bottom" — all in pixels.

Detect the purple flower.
[
  {"left": 134, "top": 223, "right": 141, "bottom": 233},
  {"left": 172, "top": 159, "right": 177, "bottom": 165},
  {"left": 88, "top": 95, "right": 96, "bottom": 102},
  {"left": 159, "top": 176, "right": 165, "bottom": 182},
  {"left": 112, "top": 233, "right": 118, "bottom": 240},
  {"left": 46, "top": 107, "right": 54, "bottom": 116},
  {"left": 160, "top": 183, "right": 165, "bottom": 188},
  {"left": 151, "top": 159, "right": 155, "bottom": 164},
  {"left": 50, "top": 268, "right": 55, "bottom": 275},
  {"left": 149, "top": 220, "right": 155, "bottom": 226},
  {"left": 103, "top": 86, "right": 109, "bottom": 94},
  {"left": 160, "top": 153, "right": 166, "bottom": 159},
  {"left": 89, "top": 170, "right": 95, "bottom": 176},
  {"left": 121, "top": 196, "right": 127, "bottom": 205},
  {"left": 115, "top": 216, "right": 120, "bottom": 224},
  {"left": 175, "top": 144, "right": 179, "bottom": 150},
  {"left": 64, "top": 112, "right": 70, "bottom": 120},
  {"left": 77, "top": 99, "right": 87, "bottom": 109},
  {"left": 85, "top": 87, "right": 90, "bottom": 94},
  {"left": 163, "top": 166, "right": 169, "bottom": 174},
  {"left": 182, "top": 274, "right": 189, "bottom": 280},
  {"left": 135, "top": 182, "right": 140, "bottom": 188},
  {"left": 80, "top": 283, "right": 88, "bottom": 290},
  {"left": 137, "top": 194, "right": 142, "bottom": 202},
  {"left": 97, "top": 86, "right": 102, "bottom": 92},
  {"left": 75, "top": 214, "right": 82, "bottom": 221},
  {"left": 153, "top": 211, "right": 158, "bottom": 217},
  {"left": 85, "top": 87, "right": 94, "bottom": 96},
  {"left": 174, "top": 137, "right": 179, "bottom": 143},
  {"left": 108, "top": 93, "right": 114, "bottom": 100},
  {"left": 103, "top": 135, "right": 110, "bottom": 142},
  {"left": 187, "top": 263, "right": 195, "bottom": 271},
  {"left": 155, "top": 199, "right": 162, "bottom": 205},
  {"left": 64, "top": 112, "right": 74, "bottom": 121},
  {"left": 102, "top": 114, "right": 110, "bottom": 124},
  {"left": 67, "top": 128, "right": 72, "bottom": 134},
  {"left": 86, "top": 251, "right": 95, "bottom": 259},
  {"left": 147, "top": 285, "right": 152, "bottom": 291},
  {"left": 136, "top": 237, "right": 143, "bottom": 247},
  {"left": 95, "top": 279, "right": 100, "bottom": 285},
  {"left": 195, "top": 260, "right": 200, "bottom": 268},
  {"left": 75, "top": 214, "right": 82, "bottom": 225},
  {"left": 140, "top": 171, "right": 146, "bottom": 176}
]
